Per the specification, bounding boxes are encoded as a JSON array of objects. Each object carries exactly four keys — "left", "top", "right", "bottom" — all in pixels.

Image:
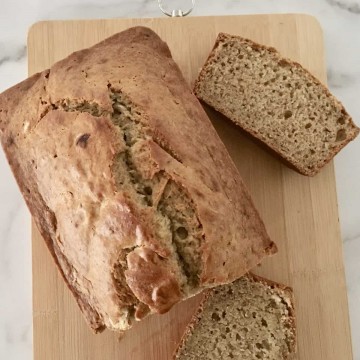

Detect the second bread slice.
[
  {"left": 194, "top": 33, "right": 359, "bottom": 176},
  {"left": 174, "top": 273, "right": 296, "bottom": 359}
]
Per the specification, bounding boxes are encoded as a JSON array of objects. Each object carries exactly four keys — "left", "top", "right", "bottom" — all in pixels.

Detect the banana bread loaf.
[{"left": 0, "top": 27, "right": 276, "bottom": 333}]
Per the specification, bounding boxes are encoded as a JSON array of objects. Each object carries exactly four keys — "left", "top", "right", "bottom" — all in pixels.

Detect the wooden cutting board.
[{"left": 28, "top": 14, "right": 353, "bottom": 360}]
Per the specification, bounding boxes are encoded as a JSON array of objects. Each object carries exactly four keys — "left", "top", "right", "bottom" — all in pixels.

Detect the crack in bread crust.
[{"left": 108, "top": 90, "right": 203, "bottom": 292}]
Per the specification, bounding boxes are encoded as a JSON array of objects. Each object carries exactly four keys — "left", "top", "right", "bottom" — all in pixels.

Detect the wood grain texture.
[{"left": 28, "top": 14, "right": 353, "bottom": 360}]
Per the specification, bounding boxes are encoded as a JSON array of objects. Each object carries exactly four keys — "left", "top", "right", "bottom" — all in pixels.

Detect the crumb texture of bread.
[
  {"left": 0, "top": 27, "right": 276, "bottom": 333},
  {"left": 194, "top": 33, "right": 359, "bottom": 176},
  {"left": 174, "top": 274, "right": 296, "bottom": 360}
]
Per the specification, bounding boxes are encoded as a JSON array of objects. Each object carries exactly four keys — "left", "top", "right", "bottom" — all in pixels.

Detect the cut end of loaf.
[
  {"left": 194, "top": 32, "right": 359, "bottom": 176},
  {"left": 174, "top": 274, "right": 296, "bottom": 360}
]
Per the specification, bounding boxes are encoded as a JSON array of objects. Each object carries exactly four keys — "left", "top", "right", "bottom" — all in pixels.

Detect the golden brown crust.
[
  {"left": 194, "top": 32, "right": 359, "bottom": 176},
  {"left": 0, "top": 86, "right": 105, "bottom": 331},
  {"left": 125, "top": 247, "right": 182, "bottom": 314},
  {"left": 0, "top": 27, "right": 276, "bottom": 332},
  {"left": 173, "top": 273, "right": 297, "bottom": 359}
]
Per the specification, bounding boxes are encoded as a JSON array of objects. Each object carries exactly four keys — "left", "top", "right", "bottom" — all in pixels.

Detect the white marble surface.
[{"left": 0, "top": 0, "right": 359, "bottom": 358}]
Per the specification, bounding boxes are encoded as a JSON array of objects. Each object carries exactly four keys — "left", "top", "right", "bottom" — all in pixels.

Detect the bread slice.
[
  {"left": 0, "top": 27, "right": 276, "bottom": 333},
  {"left": 194, "top": 33, "right": 359, "bottom": 176},
  {"left": 174, "top": 274, "right": 296, "bottom": 359}
]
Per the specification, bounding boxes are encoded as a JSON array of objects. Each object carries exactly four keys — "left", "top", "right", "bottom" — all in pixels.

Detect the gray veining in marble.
[
  {"left": 327, "top": 69, "right": 357, "bottom": 89},
  {"left": 326, "top": 0, "right": 360, "bottom": 14},
  {"left": 0, "top": 45, "right": 26, "bottom": 67}
]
